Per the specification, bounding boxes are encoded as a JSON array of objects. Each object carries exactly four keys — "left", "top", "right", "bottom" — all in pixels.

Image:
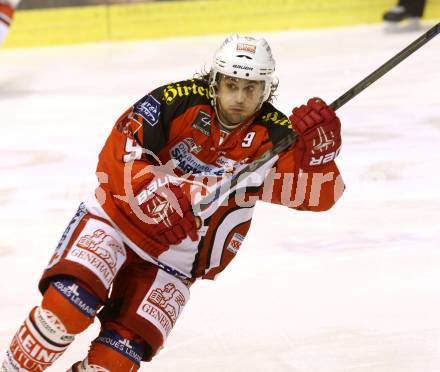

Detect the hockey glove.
[
  {"left": 289, "top": 97, "right": 342, "bottom": 170},
  {"left": 135, "top": 176, "right": 198, "bottom": 245}
]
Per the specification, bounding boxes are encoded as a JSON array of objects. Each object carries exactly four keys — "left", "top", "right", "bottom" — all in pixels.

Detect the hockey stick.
[{"left": 194, "top": 22, "right": 440, "bottom": 212}]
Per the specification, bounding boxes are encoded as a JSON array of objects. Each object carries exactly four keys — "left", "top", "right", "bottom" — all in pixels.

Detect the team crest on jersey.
[
  {"left": 134, "top": 95, "right": 161, "bottom": 127},
  {"left": 226, "top": 232, "right": 244, "bottom": 254},
  {"left": 116, "top": 114, "right": 142, "bottom": 137},
  {"left": 192, "top": 110, "right": 211, "bottom": 136}
]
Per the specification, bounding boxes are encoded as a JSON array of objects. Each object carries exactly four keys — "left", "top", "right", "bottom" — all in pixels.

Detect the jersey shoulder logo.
[
  {"left": 162, "top": 79, "right": 210, "bottom": 105},
  {"left": 134, "top": 95, "right": 161, "bottom": 127},
  {"left": 261, "top": 110, "right": 291, "bottom": 128}
]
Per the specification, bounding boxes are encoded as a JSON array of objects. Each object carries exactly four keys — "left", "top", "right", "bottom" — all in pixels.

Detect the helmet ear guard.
[{"left": 209, "top": 34, "right": 277, "bottom": 105}]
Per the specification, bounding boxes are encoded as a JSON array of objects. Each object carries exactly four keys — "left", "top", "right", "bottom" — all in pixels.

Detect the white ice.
[{"left": 1, "top": 23, "right": 440, "bottom": 371}]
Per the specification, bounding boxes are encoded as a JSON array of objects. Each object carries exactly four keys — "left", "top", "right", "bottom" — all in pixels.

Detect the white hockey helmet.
[{"left": 209, "top": 34, "right": 276, "bottom": 103}]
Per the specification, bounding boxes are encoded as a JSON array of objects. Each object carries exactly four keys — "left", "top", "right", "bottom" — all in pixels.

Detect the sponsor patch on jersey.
[
  {"left": 65, "top": 220, "right": 126, "bottom": 289},
  {"left": 182, "top": 137, "right": 202, "bottom": 154},
  {"left": 163, "top": 80, "right": 209, "bottom": 104},
  {"left": 170, "top": 141, "right": 247, "bottom": 176},
  {"left": 95, "top": 330, "right": 144, "bottom": 365},
  {"left": 136, "top": 271, "right": 189, "bottom": 339},
  {"left": 192, "top": 110, "right": 211, "bottom": 136},
  {"left": 134, "top": 95, "right": 161, "bottom": 127},
  {"left": 262, "top": 111, "right": 292, "bottom": 129},
  {"left": 226, "top": 232, "right": 245, "bottom": 254},
  {"left": 170, "top": 141, "right": 225, "bottom": 176}
]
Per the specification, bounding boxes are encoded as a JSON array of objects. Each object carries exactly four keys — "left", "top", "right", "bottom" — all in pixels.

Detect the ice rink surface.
[{"left": 1, "top": 23, "right": 440, "bottom": 371}]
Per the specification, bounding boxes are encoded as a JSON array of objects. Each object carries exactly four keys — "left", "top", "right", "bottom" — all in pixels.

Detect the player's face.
[{"left": 216, "top": 76, "right": 264, "bottom": 126}]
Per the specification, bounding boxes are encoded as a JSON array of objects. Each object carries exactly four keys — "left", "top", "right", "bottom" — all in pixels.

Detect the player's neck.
[{"left": 215, "top": 110, "right": 241, "bottom": 131}]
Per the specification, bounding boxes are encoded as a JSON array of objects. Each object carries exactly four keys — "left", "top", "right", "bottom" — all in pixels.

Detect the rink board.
[{"left": 4, "top": 0, "right": 440, "bottom": 48}]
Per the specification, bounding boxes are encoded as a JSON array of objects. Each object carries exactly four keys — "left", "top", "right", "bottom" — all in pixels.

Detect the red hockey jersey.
[{"left": 84, "top": 78, "right": 344, "bottom": 280}]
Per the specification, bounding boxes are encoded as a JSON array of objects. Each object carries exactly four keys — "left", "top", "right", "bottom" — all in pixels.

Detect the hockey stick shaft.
[
  {"left": 330, "top": 22, "right": 440, "bottom": 111},
  {"left": 194, "top": 22, "right": 440, "bottom": 211}
]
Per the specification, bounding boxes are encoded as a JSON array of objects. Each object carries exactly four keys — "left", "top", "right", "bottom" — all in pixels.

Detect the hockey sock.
[
  {"left": 2, "top": 306, "right": 74, "bottom": 371},
  {"left": 70, "top": 324, "right": 147, "bottom": 372},
  {"left": 1, "top": 278, "right": 101, "bottom": 371},
  {"left": 42, "top": 277, "right": 101, "bottom": 334}
]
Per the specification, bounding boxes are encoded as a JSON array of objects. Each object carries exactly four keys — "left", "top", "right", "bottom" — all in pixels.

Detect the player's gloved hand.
[
  {"left": 135, "top": 177, "right": 198, "bottom": 245},
  {"left": 289, "top": 97, "right": 342, "bottom": 170}
]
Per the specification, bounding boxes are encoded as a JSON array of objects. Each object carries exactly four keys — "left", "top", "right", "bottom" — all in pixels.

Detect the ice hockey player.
[
  {"left": 1, "top": 34, "right": 345, "bottom": 371},
  {"left": 383, "top": 0, "right": 427, "bottom": 31},
  {"left": 0, "top": 0, "right": 19, "bottom": 46}
]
